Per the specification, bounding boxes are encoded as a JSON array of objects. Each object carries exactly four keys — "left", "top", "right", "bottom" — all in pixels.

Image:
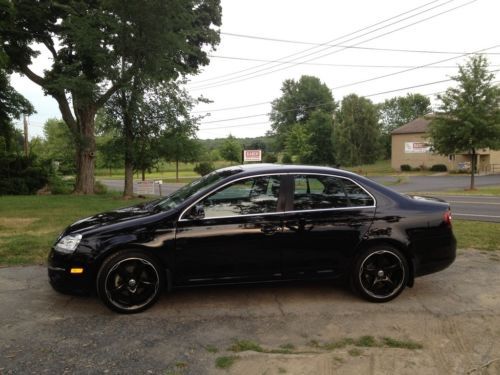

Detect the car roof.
[{"left": 219, "top": 163, "right": 358, "bottom": 178}]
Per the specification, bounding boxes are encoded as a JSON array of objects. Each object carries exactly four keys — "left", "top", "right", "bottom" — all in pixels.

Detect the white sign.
[
  {"left": 136, "top": 180, "right": 155, "bottom": 195},
  {"left": 243, "top": 149, "right": 262, "bottom": 162},
  {"left": 404, "top": 142, "right": 430, "bottom": 153}
]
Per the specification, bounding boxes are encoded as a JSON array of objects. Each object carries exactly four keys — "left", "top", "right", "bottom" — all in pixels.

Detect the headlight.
[{"left": 55, "top": 234, "right": 82, "bottom": 254}]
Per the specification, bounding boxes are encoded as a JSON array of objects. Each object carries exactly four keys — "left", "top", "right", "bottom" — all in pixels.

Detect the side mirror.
[{"left": 187, "top": 203, "right": 205, "bottom": 220}]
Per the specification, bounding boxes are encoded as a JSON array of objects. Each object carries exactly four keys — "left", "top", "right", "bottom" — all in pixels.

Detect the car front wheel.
[
  {"left": 352, "top": 246, "right": 408, "bottom": 302},
  {"left": 96, "top": 250, "right": 165, "bottom": 313}
]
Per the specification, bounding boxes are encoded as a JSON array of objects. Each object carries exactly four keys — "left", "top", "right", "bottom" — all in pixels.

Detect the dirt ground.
[{"left": 1, "top": 249, "right": 500, "bottom": 375}]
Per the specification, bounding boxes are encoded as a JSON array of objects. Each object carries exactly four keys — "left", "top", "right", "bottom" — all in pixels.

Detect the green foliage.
[
  {"left": 263, "top": 153, "right": 278, "bottom": 163},
  {"left": 301, "top": 110, "right": 335, "bottom": 165},
  {"left": 381, "top": 337, "right": 423, "bottom": 350},
  {"left": 334, "top": 94, "right": 381, "bottom": 166},
  {"left": 47, "top": 175, "right": 74, "bottom": 195},
  {"left": 228, "top": 339, "right": 264, "bottom": 353},
  {"left": 282, "top": 154, "right": 293, "bottom": 164},
  {"left": 38, "top": 119, "right": 76, "bottom": 174},
  {"left": 194, "top": 161, "right": 215, "bottom": 176},
  {"left": 400, "top": 164, "right": 412, "bottom": 171},
  {"left": 430, "top": 164, "right": 447, "bottom": 172},
  {"left": 270, "top": 75, "right": 336, "bottom": 149},
  {"left": 0, "top": 68, "right": 34, "bottom": 151},
  {"left": 1, "top": 0, "right": 222, "bottom": 193},
  {"left": 93, "top": 180, "right": 108, "bottom": 195},
  {"left": 215, "top": 356, "right": 238, "bottom": 369},
  {"left": 378, "top": 93, "right": 431, "bottom": 158},
  {"left": 428, "top": 55, "right": 500, "bottom": 189},
  {"left": 0, "top": 154, "right": 48, "bottom": 195},
  {"left": 220, "top": 134, "right": 242, "bottom": 163}
]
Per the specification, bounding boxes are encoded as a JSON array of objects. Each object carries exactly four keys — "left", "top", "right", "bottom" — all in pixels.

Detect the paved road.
[
  {"left": 371, "top": 174, "right": 500, "bottom": 193},
  {"left": 1, "top": 251, "right": 499, "bottom": 374}
]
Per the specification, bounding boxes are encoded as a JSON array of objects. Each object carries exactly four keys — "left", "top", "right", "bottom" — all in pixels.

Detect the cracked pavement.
[{"left": 1, "top": 250, "right": 500, "bottom": 374}]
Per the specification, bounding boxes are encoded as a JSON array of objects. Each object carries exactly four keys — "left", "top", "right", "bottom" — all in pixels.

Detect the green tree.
[
  {"left": 285, "top": 124, "right": 310, "bottom": 163},
  {"left": 302, "top": 110, "right": 335, "bottom": 165},
  {"left": 1, "top": 0, "right": 221, "bottom": 193},
  {"left": 41, "top": 118, "right": 76, "bottom": 174},
  {"left": 270, "top": 76, "right": 336, "bottom": 149},
  {"left": 219, "top": 134, "right": 242, "bottom": 164},
  {"left": 334, "top": 94, "right": 381, "bottom": 166},
  {"left": 0, "top": 50, "right": 33, "bottom": 153},
  {"left": 378, "top": 93, "right": 431, "bottom": 158},
  {"left": 428, "top": 55, "right": 500, "bottom": 190},
  {"left": 161, "top": 127, "right": 202, "bottom": 182}
]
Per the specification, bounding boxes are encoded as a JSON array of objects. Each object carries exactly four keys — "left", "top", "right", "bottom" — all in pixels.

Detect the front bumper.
[{"left": 48, "top": 249, "right": 94, "bottom": 295}]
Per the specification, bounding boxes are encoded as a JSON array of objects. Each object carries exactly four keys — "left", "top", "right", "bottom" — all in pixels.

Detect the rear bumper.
[{"left": 415, "top": 234, "right": 456, "bottom": 277}]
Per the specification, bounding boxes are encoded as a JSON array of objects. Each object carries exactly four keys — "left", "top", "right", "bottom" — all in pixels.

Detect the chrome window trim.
[{"left": 178, "top": 172, "right": 376, "bottom": 222}]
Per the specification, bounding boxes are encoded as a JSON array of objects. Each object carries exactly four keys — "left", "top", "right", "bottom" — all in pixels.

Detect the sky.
[{"left": 10, "top": 0, "right": 500, "bottom": 140}]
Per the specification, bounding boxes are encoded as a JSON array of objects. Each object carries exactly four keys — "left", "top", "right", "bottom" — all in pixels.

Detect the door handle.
[{"left": 261, "top": 225, "right": 281, "bottom": 235}]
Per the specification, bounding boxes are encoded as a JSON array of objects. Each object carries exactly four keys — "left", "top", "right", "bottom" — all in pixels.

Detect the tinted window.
[
  {"left": 292, "top": 175, "right": 373, "bottom": 210},
  {"left": 342, "top": 179, "right": 374, "bottom": 206},
  {"left": 200, "top": 175, "right": 281, "bottom": 218}
]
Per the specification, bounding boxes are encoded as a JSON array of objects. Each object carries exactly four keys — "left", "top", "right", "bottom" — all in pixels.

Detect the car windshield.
[{"left": 152, "top": 168, "right": 242, "bottom": 212}]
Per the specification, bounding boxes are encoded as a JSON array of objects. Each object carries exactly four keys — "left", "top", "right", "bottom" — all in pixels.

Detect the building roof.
[{"left": 391, "top": 117, "right": 431, "bottom": 134}]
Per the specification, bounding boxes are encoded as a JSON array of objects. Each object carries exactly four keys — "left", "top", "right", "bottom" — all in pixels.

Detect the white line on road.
[
  {"left": 448, "top": 201, "right": 500, "bottom": 205},
  {"left": 454, "top": 213, "right": 500, "bottom": 218}
]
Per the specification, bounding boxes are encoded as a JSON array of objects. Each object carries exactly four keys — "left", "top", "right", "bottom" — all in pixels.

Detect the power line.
[
  {"left": 191, "top": 0, "right": 475, "bottom": 90},
  {"left": 331, "top": 44, "right": 499, "bottom": 90},
  {"left": 221, "top": 32, "right": 500, "bottom": 56},
  {"left": 196, "top": 45, "right": 499, "bottom": 116},
  {"left": 208, "top": 54, "right": 500, "bottom": 69},
  {"left": 190, "top": 0, "right": 448, "bottom": 86},
  {"left": 197, "top": 69, "right": 500, "bottom": 129}
]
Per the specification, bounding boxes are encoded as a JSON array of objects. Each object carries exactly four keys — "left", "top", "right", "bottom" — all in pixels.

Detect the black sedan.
[{"left": 48, "top": 164, "right": 456, "bottom": 313}]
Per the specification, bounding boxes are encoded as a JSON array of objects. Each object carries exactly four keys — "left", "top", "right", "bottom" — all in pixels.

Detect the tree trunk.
[
  {"left": 142, "top": 168, "right": 146, "bottom": 181},
  {"left": 176, "top": 158, "right": 179, "bottom": 182},
  {"left": 123, "top": 107, "right": 135, "bottom": 198},
  {"left": 74, "top": 107, "right": 97, "bottom": 194},
  {"left": 470, "top": 148, "right": 476, "bottom": 190}
]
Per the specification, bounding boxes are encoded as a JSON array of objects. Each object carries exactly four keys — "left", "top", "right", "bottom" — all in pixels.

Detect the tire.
[
  {"left": 96, "top": 250, "right": 165, "bottom": 314},
  {"left": 351, "top": 245, "right": 409, "bottom": 303}
]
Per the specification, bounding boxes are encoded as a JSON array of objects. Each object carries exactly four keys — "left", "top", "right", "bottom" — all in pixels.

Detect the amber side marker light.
[{"left": 70, "top": 268, "right": 84, "bottom": 274}]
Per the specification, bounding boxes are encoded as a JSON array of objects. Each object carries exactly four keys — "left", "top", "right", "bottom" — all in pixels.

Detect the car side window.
[
  {"left": 292, "top": 175, "right": 373, "bottom": 210},
  {"left": 342, "top": 179, "right": 374, "bottom": 207},
  {"left": 197, "top": 175, "right": 281, "bottom": 218}
]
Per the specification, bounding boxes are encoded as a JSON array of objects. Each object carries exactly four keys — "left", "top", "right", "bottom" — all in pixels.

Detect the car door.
[
  {"left": 174, "top": 174, "right": 287, "bottom": 284},
  {"left": 281, "top": 174, "right": 376, "bottom": 279}
]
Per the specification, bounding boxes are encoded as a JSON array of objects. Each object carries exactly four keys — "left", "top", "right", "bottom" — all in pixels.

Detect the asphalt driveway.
[{"left": 1, "top": 250, "right": 500, "bottom": 374}]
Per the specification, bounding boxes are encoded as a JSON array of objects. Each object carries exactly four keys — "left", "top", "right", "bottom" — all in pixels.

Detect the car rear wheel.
[
  {"left": 96, "top": 250, "right": 165, "bottom": 314},
  {"left": 352, "top": 245, "right": 408, "bottom": 302}
]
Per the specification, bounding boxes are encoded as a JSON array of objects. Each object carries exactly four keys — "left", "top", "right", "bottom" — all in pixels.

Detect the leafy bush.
[
  {"left": 94, "top": 180, "right": 108, "bottom": 195},
  {"left": 400, "top": 164, "right": 412, "bottom": 171},
  {"left": 282, "top": 154, "right": 293, "bottom": 164},
  {"left": 0, "top": 154, "right": 49, "bottom": 195},
  {"left": 48, "top": 175, "right": 74, "bottom": 194},
  {"left": 194, "top": 161, "right": 215, "bottom": 176},
  {"left": 263, "top": 153, "right": 277, "bottom": 163},
  {"left": 430, "top": 164, "right": 447, "bottom": 172}
]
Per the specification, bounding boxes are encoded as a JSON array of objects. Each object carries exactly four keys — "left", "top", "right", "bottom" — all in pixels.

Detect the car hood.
[{"left": 65, "top": 204, "right": 155, "bottom": 234}]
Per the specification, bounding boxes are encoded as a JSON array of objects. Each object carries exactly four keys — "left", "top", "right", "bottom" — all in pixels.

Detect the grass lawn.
[
  {"left": 453, "top": 219, "right": 500, "bottom": 251},
  {"left": 0, "top": 194, "right": 147, "bottom": 266},
  {"left": 0, "top": 194, "right": 498, "bottom": 266}
]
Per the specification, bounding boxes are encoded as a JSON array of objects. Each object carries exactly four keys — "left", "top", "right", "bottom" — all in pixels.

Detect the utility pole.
[{"left": 23, "top": 114, "right": 29, "bottom": 156}]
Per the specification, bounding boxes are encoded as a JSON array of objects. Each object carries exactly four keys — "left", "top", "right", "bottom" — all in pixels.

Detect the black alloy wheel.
[
  {"left": 352, "top": 246, "right": 408, "bottom": 302},
  {"left": 97, "top": 250, "right": 165, "bottom": 313}
]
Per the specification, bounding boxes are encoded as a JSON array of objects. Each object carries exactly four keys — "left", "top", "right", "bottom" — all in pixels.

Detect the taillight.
[{"left": 443, "top": 209, "right": 452, "bottom": 227}]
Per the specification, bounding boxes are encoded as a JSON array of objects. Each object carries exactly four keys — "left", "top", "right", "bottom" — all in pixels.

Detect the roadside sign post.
[{"left": 243, "top": 149, "right": 262, "bottom": 163}]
